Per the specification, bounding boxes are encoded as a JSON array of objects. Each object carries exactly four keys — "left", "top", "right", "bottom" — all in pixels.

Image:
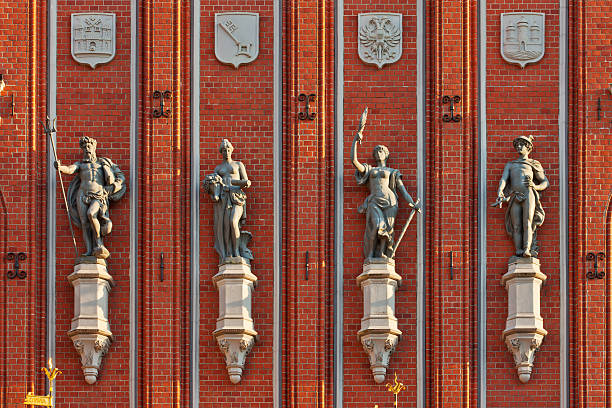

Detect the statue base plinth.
[
  {"left": 67, "top": 261, "right": 114, "bottom": 384},
  {"left": 501, "top": 257, "right": 547, "bottom": 383},
  {"left": 357, "top": 258, "right": 402, "bottom": 383},
  {"left": 212, "top": 261, "right": 258, "bottom": 384}
]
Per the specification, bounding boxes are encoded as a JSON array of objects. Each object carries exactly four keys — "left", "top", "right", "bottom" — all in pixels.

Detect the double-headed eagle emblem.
[{"left": 358, "top": 13, "right": 402, "bottom": 69}]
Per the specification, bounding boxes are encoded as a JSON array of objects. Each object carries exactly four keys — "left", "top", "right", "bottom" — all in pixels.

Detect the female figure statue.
[
  {"left": 351, "top": 111, "right": 419, "bottom": 260},
  {"left": 203, "top": 139, "right": 253, "bottom": 262}
]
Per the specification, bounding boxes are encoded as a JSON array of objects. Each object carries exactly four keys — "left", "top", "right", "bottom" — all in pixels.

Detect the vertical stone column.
[
  {"left": 67, "top": 258, "right": 114, "bottom": 384},
  {"left": 212, "top": 258, "right": 258, "bottom": 384},
  {"left": 501, "top": 257, "right": 547, "bottom": 383},
  {"left": 357, "top": 258, "right": 402, "bottom": 383}
]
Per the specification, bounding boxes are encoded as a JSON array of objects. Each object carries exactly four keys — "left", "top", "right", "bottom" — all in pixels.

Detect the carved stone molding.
[
  {"left": 212, "top": 258, "right": 257, "bottom": 384},
  {"left": 67, "top": 259, "right": 114, "bottom": 384},
  {"left": 501, "top": 257, "right": 547, "bottom": 383},
  {"left": 357, "top": 258, "right": 402, "bottom": 383}
]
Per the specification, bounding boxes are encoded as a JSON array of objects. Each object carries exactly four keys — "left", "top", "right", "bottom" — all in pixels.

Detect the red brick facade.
[{"left": 0, "top": 0, "right": 609, "bottom": 406}]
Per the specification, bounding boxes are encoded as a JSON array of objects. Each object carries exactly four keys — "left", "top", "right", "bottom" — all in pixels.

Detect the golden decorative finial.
[
  {"left": 385, "top": 372, "right": 406, "bottom": 408},
  {"left": 42, "top": 358, "right": 62, "bottom": 382},
  {"left": 24, "top": 359, "right": 61, "bottom": 407}
]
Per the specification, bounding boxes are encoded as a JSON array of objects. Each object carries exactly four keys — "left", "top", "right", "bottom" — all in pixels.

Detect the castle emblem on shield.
[
  {"left": 358, "top": 13, "right": 402, "bottom": 69},
  {"left": 501, "top": 12, "right": 545, "bottom": 68},
  {"left": 71, "top": 13, "right": 116, "bottom": 69},
  {"left": 215, "top": 13, "right": 259, "bottom": 68}
]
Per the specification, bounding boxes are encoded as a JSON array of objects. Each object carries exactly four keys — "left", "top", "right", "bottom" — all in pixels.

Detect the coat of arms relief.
[
  {"left": 71, "top": 13, "right": 116, "bottom": 69},
  {"left": 215, "top": 13, "right": 259, "bottom": 68},
  {"left": 500, "top": 12, "right": 545, "bottom": 68},
  {"left": 358, "top": 13, "right": 402, "bottom": 69}
]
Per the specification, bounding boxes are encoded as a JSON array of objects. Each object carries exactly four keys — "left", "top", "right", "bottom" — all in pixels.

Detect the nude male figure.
[{"left": 493, "top": 135, "right": 549, "bottom": 257}]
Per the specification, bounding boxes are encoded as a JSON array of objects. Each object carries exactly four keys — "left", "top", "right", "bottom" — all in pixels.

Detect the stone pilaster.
[
  {"left": 67, "top": 258, "right": 114, "bottom": 384},
  {"left": 212, "top": 258, "right": 258, "bottom": 384},
  {"left": 501, "top": 257, "right": 547, "bottom": 383},
  {"left": 357, "top": 258, "right": 402, "bottom": 383}
]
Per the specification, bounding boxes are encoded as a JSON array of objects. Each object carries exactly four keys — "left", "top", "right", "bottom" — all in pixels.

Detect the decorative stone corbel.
[
  {"left": 213, "top": 258, "right": 257, "bottom": 384},
  {"left": 501, "top": 257, "right": 547, "bottom": 383},
  {"left": 357, "top": 258, "right": 402, "bottom": 383},
  {"left": 67, "top": 258, "right": 114, "bottom": 384}
]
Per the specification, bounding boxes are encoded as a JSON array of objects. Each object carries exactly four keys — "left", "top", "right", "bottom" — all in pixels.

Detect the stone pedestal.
[
  {"left": 501, "top": 257, "right": 547, "bottom": 383},
  {"left": 67, "top": 258, "right": 114, "bottom": 384},
  {"left": 357, "top": 258, "right": 402, "bottom": 384},
  {"left": 212, "top": 258, "right": 257, "bottom": 384}
]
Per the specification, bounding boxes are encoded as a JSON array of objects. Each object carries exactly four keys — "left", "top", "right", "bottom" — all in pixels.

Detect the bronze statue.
[
  {"left": 351, "top": 108, "right": 420, "bottom": 260},
  {"left": 56, "top": 137, "right": 126, "bottom": 259},
  {"left": 492, "top": 135, "right": 549, "bottom": 258},
  {"left": 203, "top": 139, "right": 253, "bottom": 262}
]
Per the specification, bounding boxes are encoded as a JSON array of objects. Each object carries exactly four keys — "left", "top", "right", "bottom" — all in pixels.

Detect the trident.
[{"left": 42, "top": 117, "right": 79, "bottom": 258}]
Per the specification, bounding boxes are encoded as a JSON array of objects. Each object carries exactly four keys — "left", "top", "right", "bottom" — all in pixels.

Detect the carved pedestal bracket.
[
  {"left": 67, "top": 259, "right": 114, "bottom": 384},
  {"left": 501, "top": 257, "right": 547, "bottom": 383},
  {"left": 357, "top": 258, "right": 402, "bottom": 383},
  {"left": 212, "top": 258, "right": 257, "bottom": 384}
]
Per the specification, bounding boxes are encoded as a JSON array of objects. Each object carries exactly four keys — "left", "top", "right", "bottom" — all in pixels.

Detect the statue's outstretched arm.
[
  {"left": 496, "top": 163, "right": 511, "bottom": 197},
  {"left": 351, "top": 134, "right": 366, "bottom": 173},
  {"left": 397, "top": 178, "right": 418, "bottom": 208},
  {"left": 57, "top": 162, "right": 78, "bottom": 175}
]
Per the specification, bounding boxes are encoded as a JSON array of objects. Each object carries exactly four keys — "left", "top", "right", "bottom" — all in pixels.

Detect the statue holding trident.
[
  {"left": 53, "top": 134, "right": 126, "bottom": 259},
  {"left": 491, "top": 135, "right": 549, "bottom": 258},
  {"left": 351, "top": 108, "right": 421, "bottom": 260}
]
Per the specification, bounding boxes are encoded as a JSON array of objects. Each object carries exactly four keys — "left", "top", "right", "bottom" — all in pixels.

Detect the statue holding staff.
[
  {"left": 55, "top": 136, "right": 126, "bottom": 259},
  {"left": 350, "top": 108, "right": 420, "bottom": 260},
  {"left": 203, "top": 139, "right": 253, "bottom": 262},
  {"left": 492, "top": 135, "right": 549, "bottom": 258}
]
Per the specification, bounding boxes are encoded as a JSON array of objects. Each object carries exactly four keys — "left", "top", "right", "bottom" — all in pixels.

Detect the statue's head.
[
  {"left": 372, "top": 144, "right": 390, "bottom": 163},
  {"left": 219, "top": 139, "right": 234, "bottom": 159},
  {"left": 79, "top": 137, "right": 97, "bottom": 160},
  {"left": 513, "top": 135, "right": 533, "bottom": 153}
]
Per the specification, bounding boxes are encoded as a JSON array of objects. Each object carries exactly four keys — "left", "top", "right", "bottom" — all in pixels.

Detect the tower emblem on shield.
[
  {"left": 215, "top": 13, "right": 259, "bottom": 68},
  {"left": 71, "top": 13, "right": 116, "bottom": 69},
  {"left": 501, "top": 12, "right": 545, "bottom": 68},
  {"left": 358, "top": 13, "right": 402, "bottom": 69}
]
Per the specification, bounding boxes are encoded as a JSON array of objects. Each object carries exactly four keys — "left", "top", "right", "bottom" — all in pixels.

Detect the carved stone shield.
[
  {"left": 215, "top": 13, "right": 259, "bottom": 68},
  {"left": 501, "top": 12, "right": 545, "bottom": 68},
  {"left": 71, "top": 13, "right": 116, "bottom": 69},
  {"left": 358, "top": 13, "right": 402, "bottom": 69}
]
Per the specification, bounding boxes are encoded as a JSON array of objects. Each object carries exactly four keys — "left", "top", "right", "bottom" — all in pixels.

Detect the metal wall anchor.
[
  {"left": 442, "top": 95, "right": 461, "bottom": 122},
  {"left": 305, "top": 251, "right": 309, "bottom": 280},
  {"left": 298, "top": 93, "right": 316, "bottom": 120},
  {"left": 7, "top": 252, "right": 26, "bottom": 279},
  {"left": 152, "top": 90, "right": 172, "bottom": 118},
  {"left": 597, "top": 96, "right": 602, "bottom": 120},
  {"left": 586, "top": 251, "right": 605, "bottom": 280},
  {"left": 160, "top": 252, "right": 165, "bottom": 282}
]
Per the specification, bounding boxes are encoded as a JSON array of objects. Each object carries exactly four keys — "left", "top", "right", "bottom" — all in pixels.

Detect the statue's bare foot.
[
  {"left": 523, "top": 249, "right": 532, "bottom": 257},
  {"left": 516, "top": 249, "right": 524, "bottom": 257}
]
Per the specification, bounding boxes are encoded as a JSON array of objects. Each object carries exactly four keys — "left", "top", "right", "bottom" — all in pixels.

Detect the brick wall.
[{"left": 0, "top": 0, "right": 610, "bottom": 406}]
